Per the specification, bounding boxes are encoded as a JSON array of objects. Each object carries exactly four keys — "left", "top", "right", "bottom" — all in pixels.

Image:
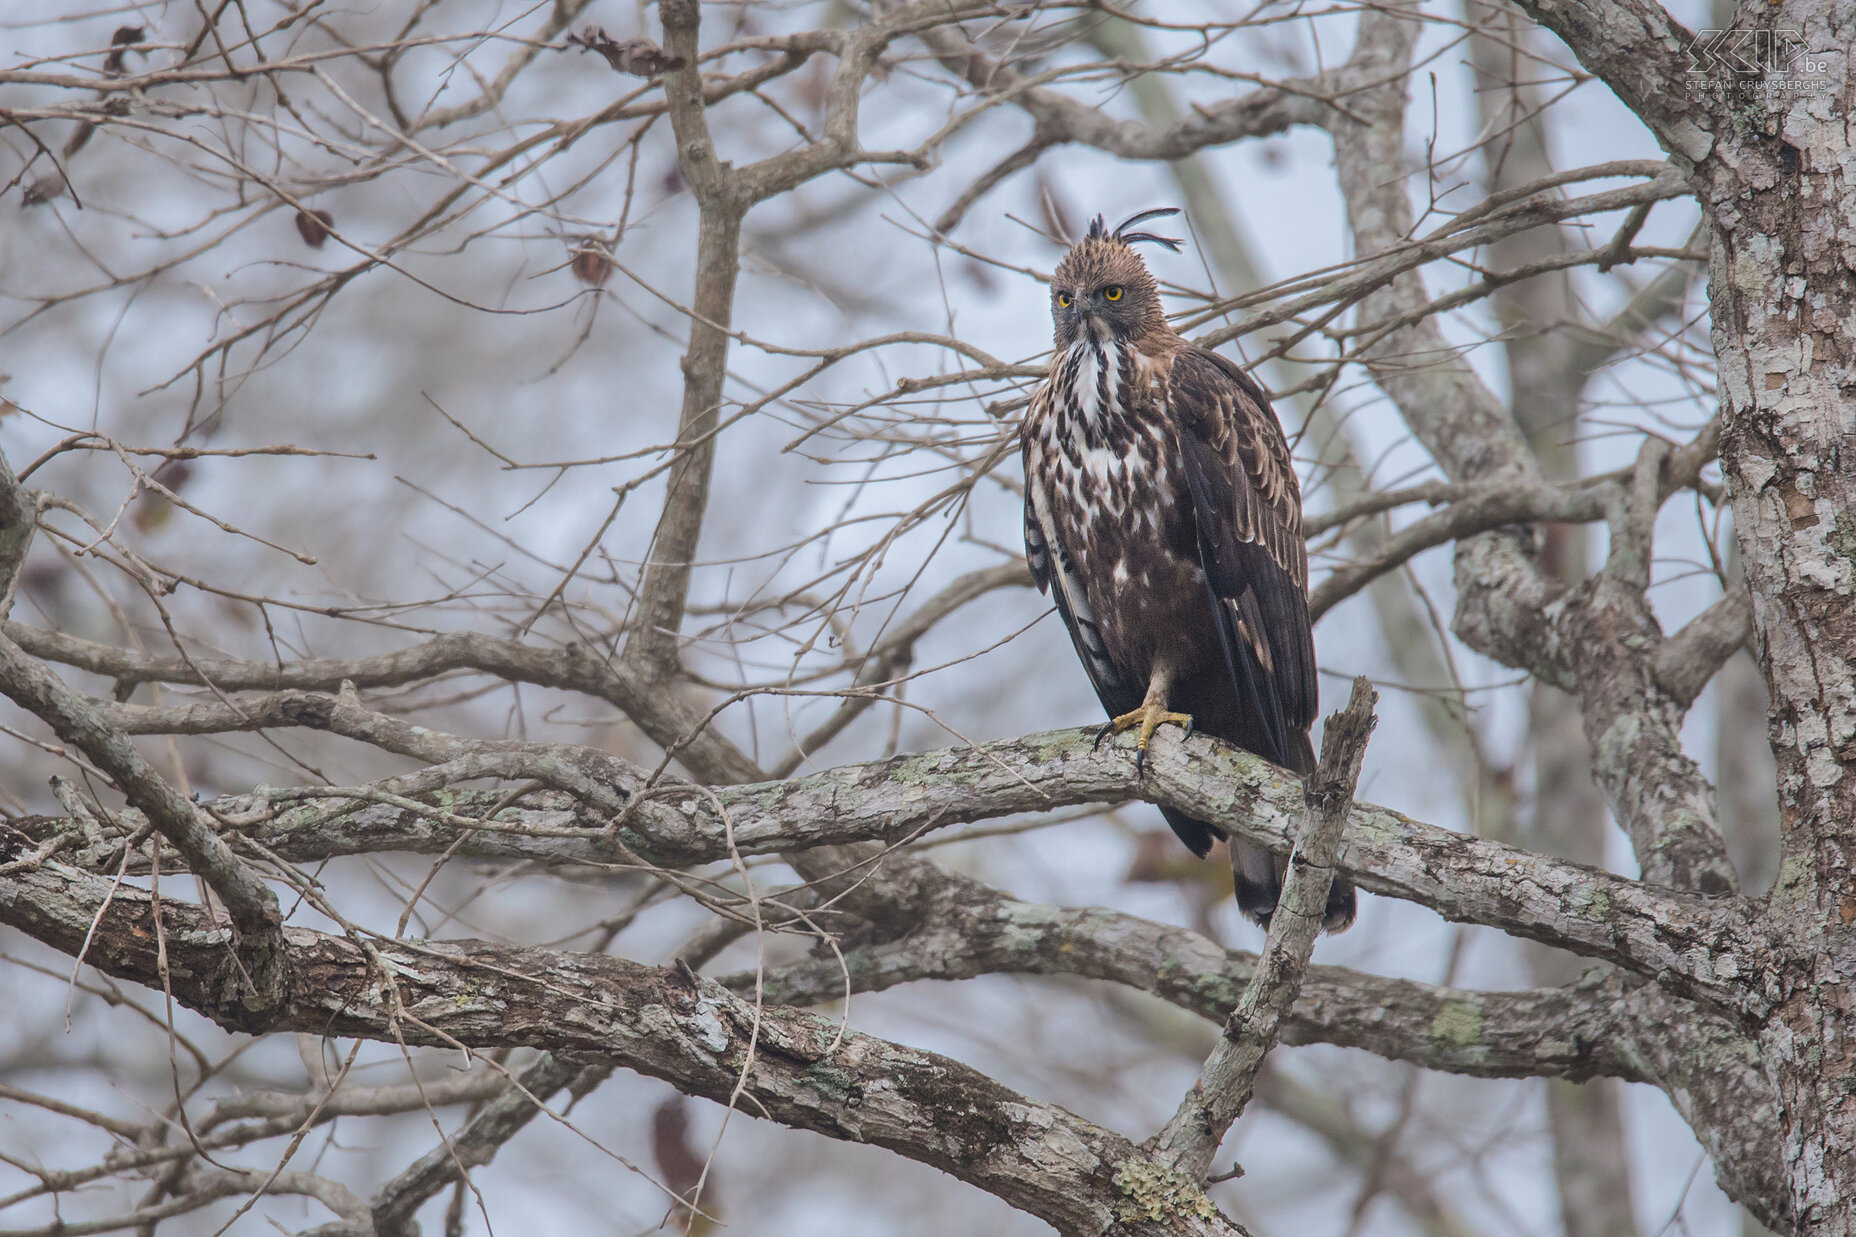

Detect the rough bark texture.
[{"left": 1706, "top": 18, "right": 1856, "bottom": 1233}]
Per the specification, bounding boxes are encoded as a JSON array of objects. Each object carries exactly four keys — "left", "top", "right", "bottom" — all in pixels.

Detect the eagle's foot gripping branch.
[{"left": 1096, "top": 704, "right": 1194, "bottom": 775}]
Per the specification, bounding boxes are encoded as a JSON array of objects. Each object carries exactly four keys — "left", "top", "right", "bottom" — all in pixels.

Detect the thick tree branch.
[
  {"left": 1555, "top": 439, "right": 1738, "bottom": 893},
  {"left": 1694, "top": 0, "right": 1856, "bottom": 1215},
  {"left": 13, "top": 778, "right": 1653, "bottom": 1086},
  {"left": 746, "top": 889, "right": 1645, "bottom": 1083},
  {"left": 11, "top": 699, "right": 1763, "bottom": 1005},
  {"left": 0, "top": 843, "right": 1245, "bottom": 1237}
]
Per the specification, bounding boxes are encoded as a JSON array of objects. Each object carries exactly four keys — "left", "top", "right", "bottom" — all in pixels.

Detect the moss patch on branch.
[{"left": 1113, "top": 1157, "right": 1219, "bottom": 1224}]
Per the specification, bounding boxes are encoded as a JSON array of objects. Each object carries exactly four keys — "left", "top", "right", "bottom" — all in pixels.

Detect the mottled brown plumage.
[{"left": 1023, "top": 210, "right": 1354, "bottom": 931}]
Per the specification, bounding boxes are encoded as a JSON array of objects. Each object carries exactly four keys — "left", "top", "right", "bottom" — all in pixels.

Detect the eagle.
[{"left": 1022, "top": 209, "right": 1355, "bottom": 932}]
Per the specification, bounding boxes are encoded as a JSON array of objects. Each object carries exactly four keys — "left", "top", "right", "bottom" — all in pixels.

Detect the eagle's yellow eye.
[
  {"left": 1103, "top": 285, "right": 1124, "bottom": 301},
  {"left": 1056, "top": 292, "right": 1072, "bottom": 308}
]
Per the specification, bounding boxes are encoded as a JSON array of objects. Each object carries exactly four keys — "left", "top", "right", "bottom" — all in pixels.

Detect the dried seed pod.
[
  {"left": 63, "top": 123, "right": 96, "bottom": 159},
  {"left": 21, "top": 172, "right": 67, "bottom": 208},
  {"left": 568, "top": 237, "right": 615, "bottom": 287},
  {"left": 295, "top": 208, "right": 334, "bottom": 248}
]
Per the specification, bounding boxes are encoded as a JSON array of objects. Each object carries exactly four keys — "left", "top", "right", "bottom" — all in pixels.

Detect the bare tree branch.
[{"left": 1149, "top": 678, "right": 1375, "bottom": 1180}]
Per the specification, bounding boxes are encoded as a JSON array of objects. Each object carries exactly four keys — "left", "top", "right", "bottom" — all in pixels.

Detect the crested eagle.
[{"left": 1022, "top": 209, "right": 1355, "bottom": 932}]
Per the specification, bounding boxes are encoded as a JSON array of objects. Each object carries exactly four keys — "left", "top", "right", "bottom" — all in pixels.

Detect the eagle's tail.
[
  {"left": 1232, "top": 730, "right": 1357, "bottom": 933},
  {"left": 1158, "top": 805, "right": 1222, "bottom": 859}
]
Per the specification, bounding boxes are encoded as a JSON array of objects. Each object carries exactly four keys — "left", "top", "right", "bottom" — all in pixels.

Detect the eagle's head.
[{"left": 1049, "top": 208, "right": 1182, "bottom": 348}]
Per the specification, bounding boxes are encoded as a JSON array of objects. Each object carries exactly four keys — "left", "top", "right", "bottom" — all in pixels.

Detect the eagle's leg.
[{"left": 1095, "top": 669, "right": 1193, "bottom": 775}]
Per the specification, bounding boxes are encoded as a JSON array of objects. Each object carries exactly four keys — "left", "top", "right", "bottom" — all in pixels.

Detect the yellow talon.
[{"left": 1095, "top": 703, "right": 1194, "bottom": 774}]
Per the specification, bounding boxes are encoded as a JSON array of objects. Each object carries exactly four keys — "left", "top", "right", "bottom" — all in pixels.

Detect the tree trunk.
[{"left": 1705, "top": 3, "right": 1856, "bottom": 1229}]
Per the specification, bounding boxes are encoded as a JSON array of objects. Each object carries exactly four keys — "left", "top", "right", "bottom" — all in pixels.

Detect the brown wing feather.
[
  {"left": 1169, "top": 345, "right": 1352, "bottom": 929},
  {"left": 1172, "top": 348, "right": 1306, "bottom": 586},
  {"left": 1165, "top": 346, "right": 1318, "bottom": 741}
]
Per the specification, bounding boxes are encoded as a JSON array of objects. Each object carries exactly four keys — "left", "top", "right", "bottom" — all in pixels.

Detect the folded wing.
[{"left": 1166, "top": 347, "right": 1317, "bottom": 772}]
